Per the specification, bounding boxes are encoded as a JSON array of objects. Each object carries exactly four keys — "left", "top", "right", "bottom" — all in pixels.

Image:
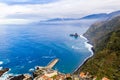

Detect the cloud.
[
  {"left": 0, "top": 18, "right": 33, "bottom": 25},
  {"left": 0, "top": 0, "right": 120, "bottom": 24},
  {"left": 0, "top": 0, "right": 59, "bottom": 4}
]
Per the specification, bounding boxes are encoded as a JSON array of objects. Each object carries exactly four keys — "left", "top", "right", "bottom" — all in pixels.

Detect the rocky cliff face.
[
  {"left": 75, "top": 12, "right": 120, "bottom": 80},
  {"left": 84, "top": 15, "right": 120, "bottom": 50}
]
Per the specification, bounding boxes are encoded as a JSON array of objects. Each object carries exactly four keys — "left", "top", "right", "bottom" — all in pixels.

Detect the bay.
[{"left": 0, "top": 20, "right": 95, "bottom": 74}]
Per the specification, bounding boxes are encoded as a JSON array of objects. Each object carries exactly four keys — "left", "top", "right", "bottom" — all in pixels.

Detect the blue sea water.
[{"left": 0, "top": 20, "right": 95, "bottom": 75}]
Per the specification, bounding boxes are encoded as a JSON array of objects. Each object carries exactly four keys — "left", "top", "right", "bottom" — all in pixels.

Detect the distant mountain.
[
  {"left": 81, "top": 13, "right": 108, "bottom": 19},
  {"left": 43, "top": 10, "right": 120, "bottom": 22},
  {"left": 45, "top": 18, "right": 78, "bottom": 22},
  {"left": 43, "top": 15, "right": 105, "bottom": 22},
  {"left": 107, "top": 10, "right": 120, "bottom": 20},
  {"left": 82, "top": 10, "right": 120, "bottom": 20},
  {"left": 75, "top": 11, "right": 120, "bottom": 79},
  {"left": 43, "top": 14, "right": 110, "bottom": 22}
]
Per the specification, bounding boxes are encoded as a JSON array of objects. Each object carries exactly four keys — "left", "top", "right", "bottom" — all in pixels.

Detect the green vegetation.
[
  {"left": 81, "top": 30, "right": 120, "bottom": 79},
  {"left": 75, "top": 16, "right": 120, "bottom": 79},
  {"left": 84, "top": 16, "right": 120, "bottom": 48}
]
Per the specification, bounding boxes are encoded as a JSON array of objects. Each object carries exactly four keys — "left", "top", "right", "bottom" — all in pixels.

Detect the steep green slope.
[
  {"left": 75, "top": 16, "right": 120, "bottom": 80},
  {"left": 84, "top": 16, "right": 120, "bottom": 49},
  {"left": 81, "top": 31, "right": 120, "bottom": 79}
]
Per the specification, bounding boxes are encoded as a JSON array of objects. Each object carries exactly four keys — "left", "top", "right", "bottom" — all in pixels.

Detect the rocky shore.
[
  {"left": 74, "top": 13, "right": 120, "bottom": 79},
  {"left": 5, "top": 66, "right": 93, "bottom": 80},
  {"left": 7, "top": 74, "right": 32, "bottom": 80},
  {"left": 0, "top": 68, "right": 9, "bottom": 77},
  {"left": 0, "top": 61, "right": 94, "bottom": 80}
]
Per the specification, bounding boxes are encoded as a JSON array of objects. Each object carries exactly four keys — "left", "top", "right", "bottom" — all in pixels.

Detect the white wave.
[
  {"left": 80, "top": 34, "right": 93, "bottom": 55},
  {"left": 72, "top": 46, "right": 81, "bottom": 50},
  {"left": 74, "top": 46, "right": 94, "bottom": 72},
  {"left": 85, "top": 42, "right": 93, "bottom": 55},
  {"left": 0, "top": 61, "right": 3, "bottom": 65},
  {"left": 28, "top": 60, "right": 34, "bottom": 63},
  {"left": 80, "top": 34, "right": 87, "bottom": 41},
  {"left": 0, "top": 74, "right": 12, "bottom": 80},
  {"left": 74, "top": 34, "right": 94, "bottom": 72},
  {"left": 42, "top": 56, "right": 56, "bottom": 59},
  {"left": 29, "top": 68, "right": 34, "bottom": 72},
  {"left": 0, "top": 74, "right": 9, "bottom": 80},
  {"left": 0, "top": 67, "right": 3, "bottom": 70},
  {"left": 0, "top": 69, "right": 13, "bottom": 80}
]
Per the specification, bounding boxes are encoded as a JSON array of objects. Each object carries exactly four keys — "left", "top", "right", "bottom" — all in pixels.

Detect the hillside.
[
  {"left": 43, "top": 10, "right": 120, "bottom": 22},
  {"left": 74, "top": 15, "right": 120, "bottom": 79},
  {"left": 84, "top": 16, "right": 120, "bottom": 49},
  {"left": 81, "top": 13, "right": 107, "bottom": 19}
]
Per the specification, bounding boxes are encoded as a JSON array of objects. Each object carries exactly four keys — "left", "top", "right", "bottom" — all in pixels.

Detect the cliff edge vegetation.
[{"left": 75, "top": 15, "right": 120, "bottom": 80}]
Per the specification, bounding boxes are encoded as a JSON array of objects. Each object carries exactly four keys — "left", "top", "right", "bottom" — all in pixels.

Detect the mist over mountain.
[{"left": 41, "top": 10, "right": 120, "bottom": 23}]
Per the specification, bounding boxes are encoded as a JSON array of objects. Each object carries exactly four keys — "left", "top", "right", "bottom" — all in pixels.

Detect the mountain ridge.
[
  {"left": 74, "top": 10, "right": 120, "bottom": 80},
  {"left": 41, "top": 10, "right": 120, "bottom": 22}
]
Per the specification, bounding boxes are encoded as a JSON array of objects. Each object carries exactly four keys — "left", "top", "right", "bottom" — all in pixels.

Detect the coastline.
[
  {"left": 73, "top": 34, "right": 94, "bottom": 73},
  {"left": 0, "top": 68, "right": 11, "bottom": 80},
  {"left": 0, "top": 35, "right": 94, "bottom": 80}
]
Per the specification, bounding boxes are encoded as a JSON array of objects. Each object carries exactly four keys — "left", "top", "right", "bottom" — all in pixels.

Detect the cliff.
[
  {"left": 84, "top": 16, "right": 120, "bottom": 51},
  {"left": 75, "top": 13, "right": 120, "bottom": 79}
]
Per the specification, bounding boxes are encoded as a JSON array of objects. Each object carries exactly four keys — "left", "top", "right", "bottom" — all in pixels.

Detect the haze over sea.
[{"left": 0, "top": 20, "right": 95, "bottom": 75}]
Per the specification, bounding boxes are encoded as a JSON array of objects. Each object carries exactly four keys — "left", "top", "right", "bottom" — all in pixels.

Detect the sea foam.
[
  {"left": 80, "top": 34, "right": 93, "bottom": 55},
  {"left": 0, "top": 67, "right": 3, "bottom": 70},
  {"left": 0, "top": 74, "right": 10, "bottom": 80},
  {"left": 42, "top": 56, "right": 56, "bottom": 59},
  {"left": 72, "top": 46, "right": 81, "bottom": 50},
  {"left": 29, "top": 68, "right": 34, "bottom": 72},
  {"left": 74, "top": 34, "right": 94, "bottom": 72},
  {"left": 84, "top": 42, "right": 93, "bottom": 55},
  {"left": 0, "top": 69, "right": 12, "bottom": 80},
  {"left": 0, "top": 61, "right": 3, "bottom": 65},
  {"left": 80, "top": 35, "right": 87, "bottom": 40}
]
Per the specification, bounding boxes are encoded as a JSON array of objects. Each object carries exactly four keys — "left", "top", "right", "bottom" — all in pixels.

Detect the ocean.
[{"left": 0, "top": 20, "right": 96, "bottom": 79}]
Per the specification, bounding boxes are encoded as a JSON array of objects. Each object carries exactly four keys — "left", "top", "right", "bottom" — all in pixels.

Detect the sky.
[{"left": 0, "top": 0, "right": 120, "bottom": 24}]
